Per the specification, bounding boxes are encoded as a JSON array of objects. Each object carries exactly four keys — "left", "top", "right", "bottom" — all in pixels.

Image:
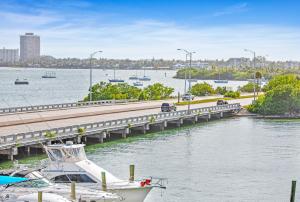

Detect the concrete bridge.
[{"left": 0, "top": 99, "right": 246, "bottom": 161}]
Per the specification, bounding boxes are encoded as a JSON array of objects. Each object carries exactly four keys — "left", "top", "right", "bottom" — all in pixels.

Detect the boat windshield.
[
  {"left": 10, "top": 179, "right": 50, "bottom": 188},
  {"left": 47, "top": 146, "right": 87, "bottom": 162}
]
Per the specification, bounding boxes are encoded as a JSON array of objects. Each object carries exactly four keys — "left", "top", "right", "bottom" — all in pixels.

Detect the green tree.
[
  {"left": 84, "top": 82, "right": 142, "bottom": 101},
  {"left": 142, "top": 83, "right": 174, "bottom": 100},
  {"left": 215, "top": 86, "right": 228, "bottom": 95},
  {"left": 190, "top": 82, "right": 215, "bottom": 96},
  {"left": 224, "top": 91, "right": 240, "bottom": 98},
  {"left": 248, "top": 74, "right": 300, "bottom": 115},
  {"left": 263, "top": 74, "right": 300, "bottom": 91},
  {"left": 240, "top": 82, "right": 260, "bottom": 93}
]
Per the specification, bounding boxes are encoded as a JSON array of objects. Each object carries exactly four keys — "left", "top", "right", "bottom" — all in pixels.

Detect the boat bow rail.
[{"left": 0, "top": 103, "right": 241, "bottom": 151}]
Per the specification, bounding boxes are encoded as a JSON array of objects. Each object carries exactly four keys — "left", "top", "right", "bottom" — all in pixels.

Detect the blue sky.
[{"left": 0, "top": 0, "right": 300, "bottom": 60}]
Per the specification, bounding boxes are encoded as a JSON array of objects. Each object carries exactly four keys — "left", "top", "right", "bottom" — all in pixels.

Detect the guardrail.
[
  {"left": 0, "top": 103, "right": 241, "bottom": 150},
  {"left": 0, "top": 99, "right": 138, "bottom": 115}
]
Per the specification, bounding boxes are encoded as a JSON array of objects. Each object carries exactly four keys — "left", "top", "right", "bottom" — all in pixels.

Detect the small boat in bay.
[
  {"left": 133, "top": 81, "right": 143, "bottom": 86},
  {"left": 129, "top": 75, "right": 139, "bottom": 80},
  {"left": 214, "top": 80, "right": 229, "bottom": 83},
  {"left": 214, "top": 71, "right": 228, "bottom": 83},
  {"left": 139, "top": 68, "right": 151, "bottom": 81},
  {"left": 42, "top": 71, "right": 56, "bottom": 78},
  {"left": 14, "top": 78, "right": 29, "bottom": 85},
  {"left": 109, "top": 78, "right": 125, "bottom": 83},
  {"left": 109, "top": 66, "right": 124, "bottom": 83}
]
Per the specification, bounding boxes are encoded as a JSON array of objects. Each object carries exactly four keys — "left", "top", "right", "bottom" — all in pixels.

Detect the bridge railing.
[
  {"left": 0, "top": 99, "right": 138, "bottom": 115},
  {"left": 0, "top": 103, "right": 241, "bottom": 149}
]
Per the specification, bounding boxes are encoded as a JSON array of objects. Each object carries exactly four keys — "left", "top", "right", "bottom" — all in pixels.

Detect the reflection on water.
[{"left": 87, "top": 117, "right": 300, "bottom": 202}]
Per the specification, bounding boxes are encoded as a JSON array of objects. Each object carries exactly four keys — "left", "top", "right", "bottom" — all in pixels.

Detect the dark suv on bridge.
[
  {"left": 217, "top": 100, "right": 228, "bottom": 106},
  {"left": 161, "top": 103, "right": 177, "bottom": 112}
]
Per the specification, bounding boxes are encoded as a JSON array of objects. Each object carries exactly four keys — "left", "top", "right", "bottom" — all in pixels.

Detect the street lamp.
[
  {"left": 177, "top": 49, "right": 196, "bottom": 114},
  {"left": 89, "top": 51, "right": 103, "bottom": 102},
  {"left": 244, "top": 49, "right": 256, "bottom": 101}
]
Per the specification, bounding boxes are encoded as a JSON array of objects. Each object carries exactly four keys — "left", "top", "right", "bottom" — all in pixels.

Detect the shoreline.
[{"left": 237, "top": 108, "right": 300, "bottom": 119}]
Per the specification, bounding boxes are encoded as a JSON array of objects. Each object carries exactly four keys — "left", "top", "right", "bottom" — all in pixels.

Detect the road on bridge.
[{"left": 0, "top": 98, "right": 253, "bottom": 136}]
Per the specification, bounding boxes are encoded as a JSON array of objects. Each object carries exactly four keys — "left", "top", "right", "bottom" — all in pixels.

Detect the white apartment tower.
[
  {"left": 20, "top": 33, "right": 40, "bottom": 63},
  {"left": 0, "top": 48, "right": 19, "bottom": 64}
]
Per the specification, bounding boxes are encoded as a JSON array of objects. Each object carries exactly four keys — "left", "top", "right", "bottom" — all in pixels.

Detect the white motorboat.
[
  {"left": 41, "top": 142, "right": 166, "bottom": 202},
  {"left": 1, "top": 170, "right": 121, "bottom": 202}
]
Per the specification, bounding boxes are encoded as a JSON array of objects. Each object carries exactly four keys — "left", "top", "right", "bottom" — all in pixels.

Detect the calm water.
[
  {"left": 86, "top": 117, "right": 300, "bottom": 202},
  {"left": 0, "top": 67, "right": 247, "bottom": 108}
]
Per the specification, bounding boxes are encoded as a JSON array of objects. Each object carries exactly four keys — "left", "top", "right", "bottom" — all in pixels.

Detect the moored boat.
[
  {"left": 3, "top": 170, "right": 121, "bottom": 202},
  {"left": 214, "top": 80, "right": 228, "bottom": 83},
  {"left": 42, "top": 71, "right": 56, "bottom": 78},
  {"left": 41, "top": 142, "right": 166, "bottom": 202},
  {"left": 15, "top": 78, "right": 29, "bottom": 85},
  {"left": 133, "top": 81, "right": 143, "bottom": 86}
]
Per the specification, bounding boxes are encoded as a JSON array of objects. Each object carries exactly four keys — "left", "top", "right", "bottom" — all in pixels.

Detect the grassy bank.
[{"left": 176, "top": 95, "right": 254, "bottom": 106}]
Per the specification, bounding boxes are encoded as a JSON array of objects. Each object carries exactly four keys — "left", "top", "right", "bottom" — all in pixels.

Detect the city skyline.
[{"left": 0, "top": 0, "right": 300, "bottom": 61}]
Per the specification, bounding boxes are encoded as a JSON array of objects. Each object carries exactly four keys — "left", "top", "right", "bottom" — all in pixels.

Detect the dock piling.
[
  {"left": 290, "top": 180, "right": 297, "bottom": 202},
  {"left": 71, "top": 181, "right": 76, "bottom": 200},
  {"left": 38, "top": 191, "right": 42, "bottom": 202},
  {"left": 129, "top": 164, "right": 135, "bottom": 182},
  {"left": 101, "top": 172, "right": 107, "bottom": 191}
]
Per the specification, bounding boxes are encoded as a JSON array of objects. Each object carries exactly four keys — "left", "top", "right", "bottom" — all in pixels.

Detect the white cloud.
[
  {"left": 0, "top": 10, "right": 299, "bottom": 61},
  {"left": 213, "top": 3, "right": 248, "bottom": 17}
]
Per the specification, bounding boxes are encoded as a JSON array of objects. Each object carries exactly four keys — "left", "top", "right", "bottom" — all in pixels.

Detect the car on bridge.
[
  {"left": 161, "top": 103, "right": 177, "bottom": 112},
  {"left": 216, "top": 100, "right": 228, "bottom": 106},
  {"left": 182, "top": 93, "right": 195, "bottom": 101}
]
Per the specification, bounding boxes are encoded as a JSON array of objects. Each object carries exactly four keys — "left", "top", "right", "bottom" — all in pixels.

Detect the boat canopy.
[
  {"left": 45, "top": 143, "right": 87, "bottom": 162},
  {"left": 0, "top": 176, "right": 28, "bottom": 185}
]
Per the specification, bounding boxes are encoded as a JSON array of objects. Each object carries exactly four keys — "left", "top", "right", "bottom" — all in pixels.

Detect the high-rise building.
[
  {"left": 20, "top": 33, "right": 40, "bottom": 63},
  {"left": 0, "top": 47, "right": 19, "bottom": 64}
]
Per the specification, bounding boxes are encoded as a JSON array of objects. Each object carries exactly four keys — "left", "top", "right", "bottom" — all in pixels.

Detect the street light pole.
[
  {"left": 244, "top": 49, "right": 256, "bottom": 101},
  {"left": 89, "top": 51, "right": 103, "bottom": 102},
  {"left": 177, "top": 49, "right": 196, "bottom": 114}
]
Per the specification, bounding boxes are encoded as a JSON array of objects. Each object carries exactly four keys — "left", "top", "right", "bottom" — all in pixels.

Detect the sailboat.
[
  {"left": 129, "top": 70, "right": 139, "bottom": 80},
  {"left": 109, "top": 66, "right": 124, "bottom": 83},
  {"left": 139, "top": 68, "right": 151, "bottom": 81},
  {"left": 214, "top": 71, "right": 228, "bottom": 83}
]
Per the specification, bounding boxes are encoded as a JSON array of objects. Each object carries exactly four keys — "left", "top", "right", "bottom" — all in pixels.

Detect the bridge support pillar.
[
  {"left": 76, "top": 136, "right": 81, "bottom": 144},
  {"left": 121, "top": 128, "right": 129, "bottom": 138},
  {"left": 26, "top": 146, "right": 31, "bottom": 156},
  {"left": 206, "top": 113, "right": 211, "bottom": 121},
  {"left": 220, "top": 112, "right": 223, "bottom": 118},
  {"left": 98, "top": 133, "right": 104, "bottom": 143},
  {"left": 9, "top": 147, "right": 17, "bottom": 161},
  {"left": 194, "top": 116, "right": 198, "bottom": 123},
  {"left": 145, "top": 123, "right": 150, "bottom": 130},
  {"left": 163, "top": 121, "right": 167, "bottom": 128}
]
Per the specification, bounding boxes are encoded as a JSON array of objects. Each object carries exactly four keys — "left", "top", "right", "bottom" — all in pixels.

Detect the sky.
[{"left": 0, "top": 0, "right": 300, "bottom": 61}]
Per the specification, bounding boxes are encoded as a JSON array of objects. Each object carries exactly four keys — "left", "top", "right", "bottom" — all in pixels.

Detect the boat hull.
[
  {"left": 214, "top": 80, "right": 228, "bottom": 83},
  {"left": 109, "top": 186, "right": 153, "bottom": 202},
  {"left": 109, "top": 79, "right": 125, "bottom": 83}
]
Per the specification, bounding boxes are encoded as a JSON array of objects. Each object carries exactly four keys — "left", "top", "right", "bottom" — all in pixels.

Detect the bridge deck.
[{"left": 0, "top": 98, "right": 252, "bottom": 137}]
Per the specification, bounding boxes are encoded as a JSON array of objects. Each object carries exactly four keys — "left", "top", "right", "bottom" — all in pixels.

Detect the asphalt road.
[{"left": 0, "top": 97, "right": 253, "bottom": 136}]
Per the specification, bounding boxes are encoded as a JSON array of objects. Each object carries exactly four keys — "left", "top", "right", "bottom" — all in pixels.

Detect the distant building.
[
  {"left": 20, "top": 33, "right": 40, "bottom": 63},
  {"left": 226, "top": 57, "right": 250, "bottom": 67},
  {"left": 0, "top": 47, "right": 19, "bottom": 64}
]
